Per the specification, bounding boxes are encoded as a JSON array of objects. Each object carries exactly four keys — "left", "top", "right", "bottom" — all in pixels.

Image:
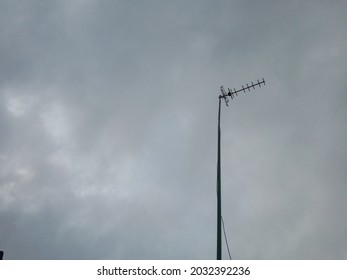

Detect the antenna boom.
[{"left": 220, "top": 78, "right": 265, "bottom": 103}]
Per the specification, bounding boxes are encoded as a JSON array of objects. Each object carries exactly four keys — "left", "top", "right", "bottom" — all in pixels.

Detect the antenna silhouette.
[
  {"left": 219, "top": 78, "right": 265, "bottom": 106},
  {"left": 216, "top": 78, "right": 265, "bottom": 260}
]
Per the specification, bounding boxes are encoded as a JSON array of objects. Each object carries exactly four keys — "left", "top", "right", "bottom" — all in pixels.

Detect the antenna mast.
[{"left": 216, "top": 78, "right": 265, "bottom": 260}]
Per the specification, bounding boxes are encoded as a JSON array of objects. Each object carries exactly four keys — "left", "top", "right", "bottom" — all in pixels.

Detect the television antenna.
[{"left": 216, "top": 78, "right": 265, "bottom": 260}]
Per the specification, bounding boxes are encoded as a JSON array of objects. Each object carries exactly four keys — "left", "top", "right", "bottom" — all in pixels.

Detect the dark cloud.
[{"left": 1, "top": 0, "right": 347, "bottom": 259}]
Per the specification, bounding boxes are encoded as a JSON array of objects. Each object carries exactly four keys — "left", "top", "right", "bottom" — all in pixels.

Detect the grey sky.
[{"left": 1, "top": 0, "right": 347, "bottom": 259}]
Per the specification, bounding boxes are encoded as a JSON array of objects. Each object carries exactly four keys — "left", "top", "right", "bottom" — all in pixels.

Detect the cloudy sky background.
[{"left": 1, "top": 0, "right": 347, "bottom": 260}]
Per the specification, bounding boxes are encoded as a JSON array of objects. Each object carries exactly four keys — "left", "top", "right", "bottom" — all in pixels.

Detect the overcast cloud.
[{"left": 1, "top": 0, "right": 347, "bottom": 260}]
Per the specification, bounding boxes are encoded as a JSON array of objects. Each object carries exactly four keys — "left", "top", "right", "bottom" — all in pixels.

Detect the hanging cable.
[
  {"left": 221, "top": 216, "right": 232, "bottom": 260},
  {"left": 216, "top": 178, "right": 232, "bottom": 260}
]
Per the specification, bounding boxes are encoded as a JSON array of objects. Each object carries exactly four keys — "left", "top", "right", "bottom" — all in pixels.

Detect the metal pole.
[{"left": 217, "top": 97, "right": 222, "bottom": 260}]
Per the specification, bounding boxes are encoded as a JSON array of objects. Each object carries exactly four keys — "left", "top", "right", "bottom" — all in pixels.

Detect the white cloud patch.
[{"left": 40, "top": 101, "right": 71, "bottom": 146}]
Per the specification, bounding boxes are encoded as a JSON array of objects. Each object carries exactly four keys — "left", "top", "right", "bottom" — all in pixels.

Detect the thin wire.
[
  {"left": 216, "top": 179, "right": 232, "bottom": 260},
  {"left": 221, "top": 216, "right": 232, "bottom": 260}
]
